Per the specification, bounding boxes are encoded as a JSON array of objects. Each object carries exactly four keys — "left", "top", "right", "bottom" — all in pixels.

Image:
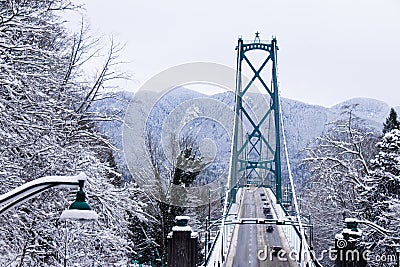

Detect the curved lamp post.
[
  {"left": 0, "top": 173, "right": 98, "bottom": 267},
  {"left": 0, "top": 172, "right": 98, "bottom": 220}
]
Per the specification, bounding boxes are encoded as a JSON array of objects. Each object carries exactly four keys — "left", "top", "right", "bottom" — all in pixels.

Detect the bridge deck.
[{"left": 226, "top": 187, "right": 297, "bottom": 267}]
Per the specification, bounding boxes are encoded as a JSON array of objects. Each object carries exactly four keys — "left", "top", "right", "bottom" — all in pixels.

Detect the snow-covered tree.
[
  {"left": 356, "top": 129, "right": 400, "bottom": 266},
  {"left": 301, "top": 105, "right": 400, "bottom": 266},
  {"left": 383, "top": 108, "right": 400, "bottom": 134},
  {"left": 300, "top": 106, "right": 378, "bottom": 265},
  {"left": 138, "top": 132, "right": 210, "bottom": 265},
  {"left": 0, "top": 1, "right": 148, "bottom": 266}
]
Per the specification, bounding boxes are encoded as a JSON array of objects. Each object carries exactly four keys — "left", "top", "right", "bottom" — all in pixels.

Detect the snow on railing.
[
  {"left": 205, "top": 187, "right": 243, "bottom": 267},
  {"left": 206, "top": 187, "right": 319, "bottom": 267},
  {"left": 266, "top": 188, "right": 316, "bottom": 267}
]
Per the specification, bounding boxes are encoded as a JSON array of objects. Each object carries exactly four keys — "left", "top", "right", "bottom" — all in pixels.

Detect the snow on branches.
[{"left": 0, "top": 1, "right": 147, "bottom": 266}]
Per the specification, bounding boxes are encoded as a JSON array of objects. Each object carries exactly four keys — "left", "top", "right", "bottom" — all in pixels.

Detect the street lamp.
[
  {"left": 59, "top": 176, "right": 98, "bottom": 267},
  {"left": 0, "top": 173, "right": 98, "bottom": 266},
  {"left": 60, "top": 179, "right": 98, "bottom": 221},
  {"left": 0, "top": 172, "right": 97, "bottom": 219}
]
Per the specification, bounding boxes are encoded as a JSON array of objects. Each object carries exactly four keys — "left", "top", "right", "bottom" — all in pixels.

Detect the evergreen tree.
[
  {"left": 358, "top": 129, "right": 400, "bottom": 266},
  {"left": 158, "top": 146, "right": 205, "bottom": 265},
  {"left": 383, "top": 108, "right": 400, "bottom": 134},
  {"left": 142, "top": 133, "right": 208, "bottom": 266}
]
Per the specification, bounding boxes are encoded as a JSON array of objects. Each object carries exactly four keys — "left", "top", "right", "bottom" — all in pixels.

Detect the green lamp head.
[
  {"left": 69, "top": 180, "right": 92, "bottom": 210},
  {"left": 60, "top": 178, "right": 98, "bottom": 221},
  {"left": 69, "top": 190, "right": 92, "bottom": 210}
]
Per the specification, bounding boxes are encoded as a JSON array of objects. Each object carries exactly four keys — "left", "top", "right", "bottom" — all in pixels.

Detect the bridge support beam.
[{"left": 231, "top": 33, "right": 283, "bottom": 203}]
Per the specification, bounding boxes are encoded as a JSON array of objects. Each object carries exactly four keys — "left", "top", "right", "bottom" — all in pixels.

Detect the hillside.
[{"left": 93, "top": 89, "right": 393, "bottom": 182}]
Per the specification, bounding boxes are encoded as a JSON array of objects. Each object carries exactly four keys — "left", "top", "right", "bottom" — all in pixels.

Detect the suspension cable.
[{"left": 278, "top": 93, "right": 310, "bottom": 265}]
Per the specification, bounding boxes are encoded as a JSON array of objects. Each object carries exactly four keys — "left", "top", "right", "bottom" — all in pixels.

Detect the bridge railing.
[
  {"left": 204, "top": 186, "right": 319, "bottom": 267},
  {"left": 266, "top": 188, "right": 317, "bottom": 267},
  {"left": 266, "top": 188, "right": 300, "bottom": 251},
  {"left": 203, "top": 187, "right": 243, "bottom": 267}
]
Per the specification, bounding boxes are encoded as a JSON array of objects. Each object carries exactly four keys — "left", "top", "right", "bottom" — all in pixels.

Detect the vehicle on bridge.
[{"left": 263, "top": 207, "right": 271, "bottom": 215}]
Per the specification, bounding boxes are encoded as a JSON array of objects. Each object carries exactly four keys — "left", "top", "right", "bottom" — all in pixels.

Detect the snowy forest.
[
  {"left": 301, "top": 107, "right": 400, "bottom": 266},
  {"left": 0, "top": 1, "right": 217, "bottom": 266},
  {"left": 1, "top": 1, "right": 400, "bottom": 267}
]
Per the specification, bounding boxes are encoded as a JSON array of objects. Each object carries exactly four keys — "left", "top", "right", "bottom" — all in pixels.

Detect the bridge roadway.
[{"left": 228, "top": 187, "right": 292, "bottom": 267}]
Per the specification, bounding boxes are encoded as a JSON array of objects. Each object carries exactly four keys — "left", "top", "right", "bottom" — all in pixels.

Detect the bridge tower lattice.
[{"left": 230, "top": 33, "right": 283, "bottom": 203}]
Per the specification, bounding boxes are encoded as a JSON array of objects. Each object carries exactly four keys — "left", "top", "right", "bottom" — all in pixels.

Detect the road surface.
[{"left": 231, "top": 187, "right": 291, "bottom": 267}]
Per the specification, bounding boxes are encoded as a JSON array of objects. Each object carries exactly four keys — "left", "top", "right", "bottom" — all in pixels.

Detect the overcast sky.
[{"left": 75, "top": 0, "right": 399, "bottom": 108}]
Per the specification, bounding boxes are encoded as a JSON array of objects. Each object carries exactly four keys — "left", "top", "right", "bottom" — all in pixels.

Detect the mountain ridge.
[{"left": 93, "top": 89, "right": 394, "bottom": 182}]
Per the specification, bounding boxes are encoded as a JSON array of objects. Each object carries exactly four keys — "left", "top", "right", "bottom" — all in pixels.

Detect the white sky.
[{"left": 74, "top": 0, "right": 399, "bottom": 108}]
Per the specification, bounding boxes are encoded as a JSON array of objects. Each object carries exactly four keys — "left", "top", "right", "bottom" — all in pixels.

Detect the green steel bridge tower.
[{"left": 230, "top": 33, "right": 283, "bottom": 204}]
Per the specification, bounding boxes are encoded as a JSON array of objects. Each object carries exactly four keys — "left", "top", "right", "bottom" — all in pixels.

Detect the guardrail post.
[
  {"left": 167, "top": 216, "right": 198, "bottom": 267},
  {"left": 335, "top": 219, "right": 366, "bottom": 267}
]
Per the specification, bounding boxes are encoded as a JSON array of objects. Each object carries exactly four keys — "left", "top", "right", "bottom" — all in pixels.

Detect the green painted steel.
[
  {"left": 69, "top": 180, "right": 92, "bottom": 210},
  {"left": 231, "top": 34, "right": 283, "bottom": 204},
  {"left": 69, "top": 190, "right": 92, "bottom": 210}
]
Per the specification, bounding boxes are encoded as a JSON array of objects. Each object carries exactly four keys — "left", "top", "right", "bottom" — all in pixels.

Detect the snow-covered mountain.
[
  {"left": 93, "top": 89, "right": 394, "bottom": 182},
  {"left": 280, "top": 97, "right": 392, "bottom": 162}
]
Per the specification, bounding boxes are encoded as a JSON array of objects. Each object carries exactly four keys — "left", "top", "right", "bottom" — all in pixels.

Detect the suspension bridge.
[{"left": 200, "top": 34, "right": 320, "bottom": 267}]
